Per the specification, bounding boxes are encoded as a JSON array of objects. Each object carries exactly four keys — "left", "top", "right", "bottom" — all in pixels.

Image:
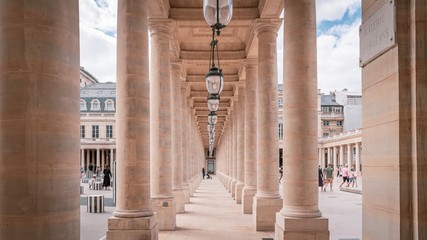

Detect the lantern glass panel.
[
  {"left": 203, "top": 0, "right": 233, "bottom": 27},
  {"left": 207, "top": 97, "right": 220, "bottom": 112},
  {"left": 206, "top": 71, "right": 223, "bottom": 95}
]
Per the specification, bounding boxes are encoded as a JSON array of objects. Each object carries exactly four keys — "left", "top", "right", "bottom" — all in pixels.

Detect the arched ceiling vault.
[{"left": 149, "top": 0, "right": 283, "bottom": 148}]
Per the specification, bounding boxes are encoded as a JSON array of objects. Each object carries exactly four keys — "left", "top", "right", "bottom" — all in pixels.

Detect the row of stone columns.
[
  {"left": 216, "top": 1, "right": 329, "bottom": 239},
  {"left": 80, "top": 148, "right": 116, "bottom": 171},
  {"left": 106, "top": 3, "right": 205, "bottom": 239},
  {"left": 319, "top": 142, "right": 362, "bottom": 175}
]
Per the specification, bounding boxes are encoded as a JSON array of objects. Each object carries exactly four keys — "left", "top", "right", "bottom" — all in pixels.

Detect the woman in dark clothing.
[
  {"left": 103, "top": 165, "right": 112, "bottom": 190},
  {"left": 318, "top": 165, "right": 324, "bottom": 191}
]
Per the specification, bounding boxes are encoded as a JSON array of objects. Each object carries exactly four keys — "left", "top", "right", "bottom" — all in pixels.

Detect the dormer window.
[
  {"left": 80, "top": 100, "right": 87, "bottom": 111},
  {"left": 105, "top": 99, "right": 115, "bottom": 111},
  {"left": 91, "top": 99, "right": 101, "bottom": 111}
]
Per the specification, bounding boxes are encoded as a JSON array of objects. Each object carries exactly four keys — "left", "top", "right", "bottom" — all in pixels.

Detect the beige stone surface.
[
  {"left": 242, "top": 188, "right": 256, "bottom": 214},
  {"left": 173, "top": 189, "right": 186, "bottom": 214},
  {"left": 107, "top": 215, "right": 158, "bottom": 240},
  {"left": 150, "top": 197, "right": 176, "bottom": 230},
  {"left": 253, "top": 197, "right": 282, "bottom": 231},
  {"left": 275, "top": 214, "right": 329, "bottom": 240},
  {"left": 0, "top": 1, "right": 80, "bottom": 239}
]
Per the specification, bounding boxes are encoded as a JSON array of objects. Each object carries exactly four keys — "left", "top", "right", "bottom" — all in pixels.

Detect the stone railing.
[
  {"left": 319, "top": 128, "right": 362, "bottom": 143},
  {"left": 81, "top": 138, "right": 116, "bottom": 144}
]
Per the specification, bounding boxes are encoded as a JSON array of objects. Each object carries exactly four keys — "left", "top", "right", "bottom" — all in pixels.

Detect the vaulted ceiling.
[{"left": 149, "top": 0, "right": 283, "bottom": 148}]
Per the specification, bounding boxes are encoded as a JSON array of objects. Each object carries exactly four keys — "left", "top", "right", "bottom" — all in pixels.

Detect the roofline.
[{"left": 80, "top": 67, "right": 99, "bottom": 83}]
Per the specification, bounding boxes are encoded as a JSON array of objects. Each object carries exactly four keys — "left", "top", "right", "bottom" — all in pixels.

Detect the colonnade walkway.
[{"left": 81, "top": 176, "right": 362, "bottom": 240}]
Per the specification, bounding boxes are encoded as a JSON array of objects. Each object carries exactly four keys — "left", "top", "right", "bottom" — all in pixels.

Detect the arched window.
[
  {"left": 105, "top": 99, "right": 115, "bottom": 111},
  {"left": 91, "top": 99, "right": 101, "bottom": 111},
  {"left": 80, "top": 99, "right": 87, "bottom": 111}
]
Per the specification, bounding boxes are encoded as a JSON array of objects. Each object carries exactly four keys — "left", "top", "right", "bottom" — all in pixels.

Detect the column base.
[
  {"left": 253, "top": 197, "right": 282, "bottom": 231},
  {"left": 172, "top": 189, "right": 185, "bottom": 214},
  {"left": 107, "top": 215, "right": 158, "bottom": 240},
  {"left": 235, "top": 182, "right": 244, "bottom": 204},
  {"left": 150, "top": 197, "right": 176, "bottom": 230},
  {"left": 227, "top": 178, "right": 232, "bottom": 192},
  {"left": 275, "top": 213, "right": 329, "bottom": 240},
  {"left": 182, "top": 184, "right": 190, "bottom": 203},
  {"left": 242, "top": 188, "right": 256, "bottom": 214}
]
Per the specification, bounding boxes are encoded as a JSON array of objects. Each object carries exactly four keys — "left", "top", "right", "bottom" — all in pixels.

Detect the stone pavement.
[{"left": 80, "top": 176, "right": 362, "bottom": 240}]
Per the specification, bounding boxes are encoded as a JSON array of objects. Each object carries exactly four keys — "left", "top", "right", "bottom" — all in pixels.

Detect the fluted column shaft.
[
  {"left": 339, "top": 145, "right": 344, "bottom": 166},
  {"left": 235, "top": 86, "right": 246, "bottom": 204},
  {"left": 148, "top": 18, "right": 176, "bottom": 231},
  {"left": 171, "top": 62, "right": 185, "bottom": 213},
  {"left": 276, "top": 1, "right": 329, "bottom": 239},
  {"left": 253, "top": 19, "right": 282, "bottom": 231},
  {"left": 242, "top": 60, "right": 258, "bottom": 214},
  {"left": 0, "top": 1, "right": 80, "bottom": 239},
  {"left": 149, "top": 19, "right": 173, "bottom": 198},
  {"left": 255, "top": 20, "right": 281, "bottom": 199},
  {"left": 108, "top": 1, "right": 158, "bottom": 239}
]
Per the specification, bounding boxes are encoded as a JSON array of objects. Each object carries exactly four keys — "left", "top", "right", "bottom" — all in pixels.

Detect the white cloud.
[
  {"left": 317, "top": 19, "right": 361, "bottom": 93},
  {"left": 277, "top": 2, "right": 361, "bottom": 93},
  {"left": 316, "top": 0, "right": 360, "bottom": 23},
  {"left": 79, "top": 0, "right": 117, "bottom": 82}
]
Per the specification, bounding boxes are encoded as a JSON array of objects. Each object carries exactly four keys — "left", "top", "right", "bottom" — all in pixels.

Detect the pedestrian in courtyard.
[
  {"left": 348, "top": 168, "right": 356, "bottom": 187},
  {"left": 88, "top": 162, "right": 94, "bottom": 178},
  {"left": 352, "top": 169, "right": 358, "bottom": 187},
  {"left": 318, "top": 165, "right": 324, "bottom": 191},
  {"left": 102, "top": 165, "right": 112, "bottom": 190},
  {"left": 96, "top": 165, "right": 101, "bottom": 177},
  {"left": 323, "top": 164, "right": 334, "bottom": 191},
  {"left": 339, "top": 164, "right": 349, "bottom": 188},
  {"left": 202, "top": 167, "right": 205, "bottom": 179}
]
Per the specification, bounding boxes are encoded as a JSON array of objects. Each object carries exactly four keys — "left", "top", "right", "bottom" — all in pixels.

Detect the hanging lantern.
[
  {"left": 203, "top": 0, "right": 233, "bottom": 33},
  {"left": 208, "top": 111, "right": 218, "bottom": 125},
  {"left": 207, "top": 94, "right": 220, "bottom": 112}
]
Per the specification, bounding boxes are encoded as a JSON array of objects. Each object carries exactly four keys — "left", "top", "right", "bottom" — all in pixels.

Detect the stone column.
[
  {"left": 149, "top": 19, "right": 176, "bottom": 230},
  {"left": 275, "top": 1, "right": 329, "bottom": 239},
  {"left": 231, "top": 105, "right": 238, "bottom": 198},
  {"left": 253, "top": 19, "right": 282, "bottom": 231},
  {"left": 181, "top": 87, "right": 190, "bottom": 203},
  {"left": 235, "top": 86, "right": 245, "bottom": 204},
  {"left": 242, "top": 59, "right": 258, "bottom": 214},
  {"left": 320, "top": 148, "right": 326, "bottom": 169},
  {"left": 96, "top": 148, "right": 100, "bottom": 167},
  {"left": 327, "top": 148, "right": 331, "bottom": 165},
  {"left": 333, "top": 146, "right": 338, "bottom": 168},
  {"left": 170, "top": 61, "right": 185, "bottom": 214},
  {"left": 346, "top": 144, "right": 351, "bottom": 167},
  {"left": 81, "top": 149, "right": 86, "bottom": 171},
  {"left": 355, "top": 142, "right": 360, "bottom": 176},
  {"left": 0, "top": 2, "right": 80, "bottom": 239},
  {"left": 107, "top": 0, "right": 158, "bottom": 238},
  {"left": 339, "top": 145, "right": 344, "bottom": 166}
]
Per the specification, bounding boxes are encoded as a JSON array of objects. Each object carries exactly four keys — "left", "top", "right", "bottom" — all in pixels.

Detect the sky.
[{"left": 79, "top": 0, "right": 362, "bottom": 94}]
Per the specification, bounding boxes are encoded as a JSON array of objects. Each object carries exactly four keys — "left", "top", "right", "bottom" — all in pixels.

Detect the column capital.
[
  {"left": 253, "top": 18, "right": 282, "bottom": 37},
  {"left": 148, "top": 18, "right": 173, "bottom": 37}
]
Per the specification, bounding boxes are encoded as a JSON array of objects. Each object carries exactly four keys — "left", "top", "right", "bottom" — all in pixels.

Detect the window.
[
  {"left": 80, "top": 125, "right": 85, "bottom": 138},
  {"left": 92, "top": 125, "right": 99, "bottom": 139},
  {"left": 323, "top": 133, "right": 329, "bottom": 137},
  {"left": 323, "top": 121, "right": 330, "bottom": 126},
  {"left": 337, "top": 121, "right": 343, "bottom": 126},
  {"left": 278, "top": 123, "right": 283, "bottom": 140},
  {"left": 91, "top": 99, "right": 100, "bottom": 111},
  {"left": 106, "top": 125, "right": 113, "bottom": 138},
  {"left": 321, "top": 107, "right": 330, "bottom": 112},
  {"left": 105, "top": 100, "right": 115, "bottom": 111},
  {"left": 278, "top": 98, "right": 283, "bottom": 108},
  {"left": 80, "top": 100, "right": 87, "bottom": 111}
]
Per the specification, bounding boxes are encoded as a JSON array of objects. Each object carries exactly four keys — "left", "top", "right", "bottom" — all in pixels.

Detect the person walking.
[
  {"left": 202, "top": 167, "right": 206, "bottom": 179},
  {"left": 318, "top": 165, "right": 324, "bottom": 191},
  {"left": 323, "top": 164, "right": 334, "bottom": 191},
  {"left": 102, "top": 165, "right": 112, "bottom": 190},
  {"left": 339, "top": 164, "right": 349, "bottom": 188}
]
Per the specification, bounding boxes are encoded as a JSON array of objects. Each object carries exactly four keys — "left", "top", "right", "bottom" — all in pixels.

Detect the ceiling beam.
[
  {"left": 169, "top": 7, "right": 259, "bottom": 21},
  {"left": 180, "top": 50, "right": 246, "bottom": 61}
]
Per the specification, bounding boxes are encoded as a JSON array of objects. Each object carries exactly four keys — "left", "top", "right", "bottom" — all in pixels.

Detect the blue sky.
[{"left": 79, "top": 0, "right": 362, "bottom": 93}]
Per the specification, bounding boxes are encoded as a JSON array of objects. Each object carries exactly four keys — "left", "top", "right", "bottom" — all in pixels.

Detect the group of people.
[
  {"left": 318, "top": 164, "right": 358, "bottom": 192},
  {"left": 86, "top": 162, "right": 112, "bottom": 190}
]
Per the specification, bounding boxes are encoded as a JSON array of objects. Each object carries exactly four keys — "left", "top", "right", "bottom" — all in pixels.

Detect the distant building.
[
  {"left": 79, "top": 68, "right": 116, "bottom": 172},
  {"left": 334, "top": 89, "right": 362, "bottom": 131}
]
